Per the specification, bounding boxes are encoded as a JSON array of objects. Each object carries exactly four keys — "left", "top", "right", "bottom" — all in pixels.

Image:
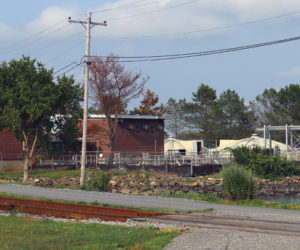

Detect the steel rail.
[
  {"left": 0, "top": 196, "right": 166, "bottom": 222},
  {"left": 140, "top": 214, "right": 300, "bottom": 236}
]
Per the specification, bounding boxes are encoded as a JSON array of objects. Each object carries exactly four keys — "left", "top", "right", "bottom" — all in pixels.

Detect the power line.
[
  {"left": 54, "top": 62, "right": 83, "bottom": 79},
  {"left": 106, "top": 0, "right": 202, "bottom": 22},
  {"left": 26, "top": 30, "right": 84, "bottom": 56},
  {"left": 92, "top": 0, "right": 152, "bottom": 14},
  {"left": 53, "top": 61, "right": 79, "bottom": 75},
  {"left": 45, "top": 40, "right": 85, "bottom": 65},
  {"left": 0, "top": 22, "right": 74, "bottom": 56},
  {"left": 90, "top": 34, "right": 300, "bottom": 62},
  {"left": 0, "top": 19, "right": 67, "bottom": 53},
  {"left": 95, "top": 10, "right": 300, "bottom": 40}
]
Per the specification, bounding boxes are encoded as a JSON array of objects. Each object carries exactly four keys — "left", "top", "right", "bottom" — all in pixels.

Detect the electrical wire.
[
  {"left": 53, "top": 61, "right": 79, "bottom": 75},
  {"left": 92, "top": 0, "right": 151, "bottom": 14},
  {"left": 95, "top": 10, "right": 300, "bottom": 40},
  {"left": 54, "top": 62, "right": 83, "bottom": 79},
  {"left": 26, "top": 30, "right": 84, "bottom": 56},
  {"left": 106, "top": 0, "right": 202, "bottom": 22},
  {"left": 90, "top": 34, "right": 300, "bottom": 62},
  {"left": 45, "top": 39, "right": 85, "bottom": 65},
  {"left": 0, "top": 22, "right": 74, "bottom": 56},
  {"left": 0, "top": 19, "right": 67, "bottom": 53}
]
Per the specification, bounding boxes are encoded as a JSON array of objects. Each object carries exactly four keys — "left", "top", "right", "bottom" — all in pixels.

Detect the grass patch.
[
  {"left": 0, "top": 169, "right": 82, "bottom": 180},
  {"left": 162, "top": 191, "right": 222, "bottom": 203},
  {"left": 0, "top": 215, "right": 179, "bottom": 250},
  {"left": 0, "top": 169, "right": 153, "bottom": 180},
  {"left": 224, "top": 199, "right": 300, "bottom": 210},
  {"left": 161, "top": 191, "right": 300, "bottom": 210}
]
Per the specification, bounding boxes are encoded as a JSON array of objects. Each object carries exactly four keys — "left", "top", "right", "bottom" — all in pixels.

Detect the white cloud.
[
  {"left": 2, "top": 0, "right": 300, "bottom": 42},
  {"left": 226, "top": 0, "right": 300, "bottom": 20},
  {"left": 0, "top": 22, "right": 18, "bottom": 41},
  {"left": 89, "top": 0, "right": 300, "bottom": 39},
  {"left": 279, "top": 66, "right": 300, "bottom": 76},
  {"left": 25, "top": 6, "right": 80, "bottom": 39}
]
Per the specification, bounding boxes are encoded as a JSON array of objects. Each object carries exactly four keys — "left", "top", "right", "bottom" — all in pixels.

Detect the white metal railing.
[
  {"left": 2, "top": 149, "right": 299, "bottom": 168},
  {"left": 30, "top": 151, "right": 233, "bottom": 167}
]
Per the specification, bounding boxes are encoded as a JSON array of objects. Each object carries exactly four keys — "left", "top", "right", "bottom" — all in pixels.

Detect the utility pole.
[{"left": 69, "top": 13, "right": 107, "bottom": 187}]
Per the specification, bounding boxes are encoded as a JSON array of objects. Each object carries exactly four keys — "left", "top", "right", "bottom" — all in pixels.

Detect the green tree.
[
  {"left": 215, "top": 89, "right": 253, "bottom": 139},
  {"left": 250, "top": 88, "right": 280, "bottom": 126},
  {"left": 0, "top": 57, "right": 82, "bottom": 183},
  {"left": 184, "top": 84, "right": 217, "bottom": 142},
  {"left": 251, "top": 84, "right": 300, "bottom": 143},
  {"left": 251, "top": 84, "right": 300, "bottom": 125},
  {"left": 162, "top": 98, "right": 186, "bottom": 138}
]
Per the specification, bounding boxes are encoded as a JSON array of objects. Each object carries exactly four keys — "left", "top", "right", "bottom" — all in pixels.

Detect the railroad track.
[
  {"left": 1, "top": 196, "right": 299, "bottom": 237},
  {"left": 0, "top": 196, "right": 166, "bottom": 222},
  {"left": 138, "top": 213, "right": 300, "bottom": 236}
]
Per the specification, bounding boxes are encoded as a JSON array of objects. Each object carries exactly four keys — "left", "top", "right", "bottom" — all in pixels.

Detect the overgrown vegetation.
[
  {"left": 222, "top": 163, "right": 258, "bottom": 200},
  {"left": 160, "top": 190, "right": 300, "bottom": 209},
  {"left": 81, "top": 171, "right": 111, "bottom": 192},
  {"left": 0, "top": 215, "right": 179, "bottom": 249},
  {"left": 231, "top": 146, "right": 300, "bottom": 179}
]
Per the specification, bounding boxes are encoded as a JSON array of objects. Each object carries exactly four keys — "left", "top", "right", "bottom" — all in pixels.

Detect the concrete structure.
[{"left": 164, "top": 137, "right": 203, "bottom": 156}]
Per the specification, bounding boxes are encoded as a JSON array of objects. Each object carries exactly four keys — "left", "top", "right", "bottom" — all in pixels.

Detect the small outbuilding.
[{"left": 164, "top": 137, "right": 203, "bottom": 156}]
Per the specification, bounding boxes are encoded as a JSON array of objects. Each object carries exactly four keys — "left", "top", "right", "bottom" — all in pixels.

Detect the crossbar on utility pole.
[{"left": 69, "top": 13, "right": 107, "bottom": 187}]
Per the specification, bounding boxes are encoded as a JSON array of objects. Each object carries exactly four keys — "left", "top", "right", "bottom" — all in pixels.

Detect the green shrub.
[
  {"left": 82, "top": 171, "right": 111, "bottom": 192},
  {"left": 230, "top": 146, "right": 299, "bottom": 179},
  {"left": 222, "top": 163, "right": 258, "bottom": 200},
  {"left": 248, "top": 154, "right": 298, "bottom": 179}
]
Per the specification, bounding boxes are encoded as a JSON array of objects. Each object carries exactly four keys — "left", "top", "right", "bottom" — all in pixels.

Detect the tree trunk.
[
  {"left": 108, "top": 136, "right": 115, "bottom": 165},
  {"left": 106, "top": 116, "right": 117, "bottom": 165},
  {"left": 23, "top": 155, "right": 30, "bottom": 184},
  {"left": 22, "top": 131, "right": 38, "bottom": 184}
]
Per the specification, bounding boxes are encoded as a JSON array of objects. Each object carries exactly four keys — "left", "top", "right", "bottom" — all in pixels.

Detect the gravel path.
[{"left": 1, "top": 184, "right": 300, "bottom": 250}]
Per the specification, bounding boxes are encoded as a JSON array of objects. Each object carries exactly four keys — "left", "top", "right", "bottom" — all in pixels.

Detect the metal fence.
[
  {"left": 2, "top": 149, "right": 299, "bottom": 169},
  {"left": 33, "top": 151, "right": 233, "bottom": 168}
]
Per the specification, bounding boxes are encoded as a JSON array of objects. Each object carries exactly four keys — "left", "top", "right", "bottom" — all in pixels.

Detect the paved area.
[
  {"left": 164, "top": 227, "right": 300, "bottom": 250},
  {"left": 1, "top": 184, "right": 300, "bottom": 250}
]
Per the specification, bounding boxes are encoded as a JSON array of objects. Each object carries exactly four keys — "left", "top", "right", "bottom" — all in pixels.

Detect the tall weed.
[{"left": 222, "top": 163, "right": 257, "bottom": 200}]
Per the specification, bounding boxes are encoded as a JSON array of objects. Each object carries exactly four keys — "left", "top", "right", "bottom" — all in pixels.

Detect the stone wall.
[{"left": 20, "top": 173, "right": 300, "bottom": 198}]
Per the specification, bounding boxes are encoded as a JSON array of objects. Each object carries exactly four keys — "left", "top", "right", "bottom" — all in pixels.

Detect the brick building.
[
  {"left": 82, "top": 114, "right": 164, "bottom": 153},
  {"left": 0, "top": 114, "right": 164, "bottom": 161},
  {"left": 0, "top": 129, "right": 22, "bottom": 160}
]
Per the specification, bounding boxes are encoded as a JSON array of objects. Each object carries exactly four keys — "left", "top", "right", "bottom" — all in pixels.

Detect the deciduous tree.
[
  {"left": 89, "top": 55, "right": 148, "bottom": 163},
  {"left": 0, "top": 57, "right": 82, "bottom": 183},
  {"left": 132, "top": 89, "right": 162, "bottom": 116}
]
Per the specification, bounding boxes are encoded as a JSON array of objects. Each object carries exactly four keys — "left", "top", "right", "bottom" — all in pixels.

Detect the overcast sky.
[{"left": 1, "top": 0, "right": 300, "bottom": 108}]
